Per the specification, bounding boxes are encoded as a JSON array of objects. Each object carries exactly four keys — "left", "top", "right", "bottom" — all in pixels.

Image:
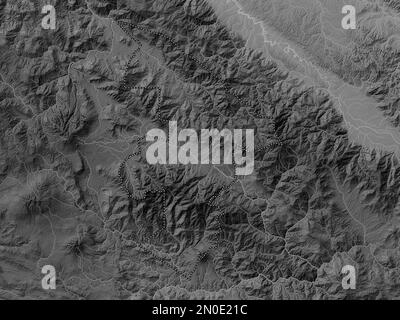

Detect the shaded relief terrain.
[{"left": 0, "top": 0, "right": 400, "bottom": 299}]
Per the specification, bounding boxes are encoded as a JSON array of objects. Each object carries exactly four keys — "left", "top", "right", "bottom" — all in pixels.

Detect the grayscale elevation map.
[{"left": 1, "top": 0, "right": 400, "bottom": 301}]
